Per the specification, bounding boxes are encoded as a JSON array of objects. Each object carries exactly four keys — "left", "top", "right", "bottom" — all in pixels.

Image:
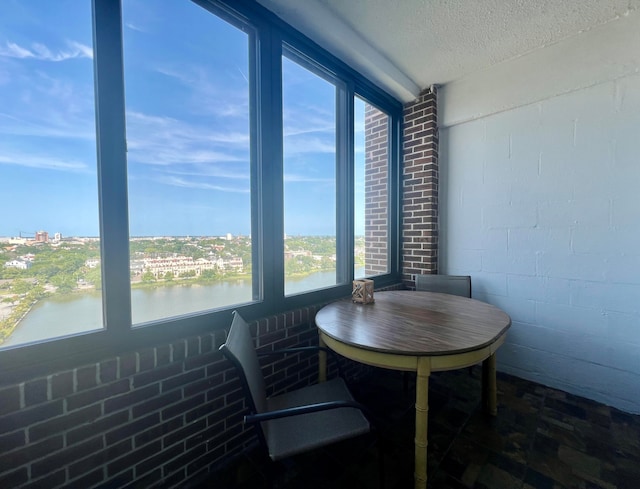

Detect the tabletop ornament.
[{"left": 352, "top": 279, "right": 374, "bottom": 304}]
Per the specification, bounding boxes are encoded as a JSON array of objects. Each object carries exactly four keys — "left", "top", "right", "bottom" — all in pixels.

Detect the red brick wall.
[
  {"left": 0, "top": 305, "right": 363, "bottom": 488},
  {"left": 402, "top": 87, "right": 439, "bottom": 286},
  {"left": 364, "top": 104, "right": 390, "bottom": 276}
]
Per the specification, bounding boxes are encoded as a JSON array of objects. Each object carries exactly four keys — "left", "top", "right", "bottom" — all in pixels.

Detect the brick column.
[
  {"left": 402, "top": 87, "right": 438, "bottom": 287},
  {"left": 364, "top": 104, "right": 389, "bottom": 276}
]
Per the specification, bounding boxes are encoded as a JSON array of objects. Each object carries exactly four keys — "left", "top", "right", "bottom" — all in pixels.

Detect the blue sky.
[{"left": 0, "top": 0, "right": 366, "bottom": 238}]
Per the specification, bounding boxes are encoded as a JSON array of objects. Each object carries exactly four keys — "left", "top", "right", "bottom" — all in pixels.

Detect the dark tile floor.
[{"left": 207, "top": 367, "right": 640, "bottom": 488}]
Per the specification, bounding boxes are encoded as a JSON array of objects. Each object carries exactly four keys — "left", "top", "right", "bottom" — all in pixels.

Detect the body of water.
[{"left": 4, "top": 269, "right": 357, "bottom": 347}]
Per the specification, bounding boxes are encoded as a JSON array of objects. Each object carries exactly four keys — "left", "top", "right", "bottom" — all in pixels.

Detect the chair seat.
[{"left": 264, "top": 378, "right": 370, "bottom": 460}]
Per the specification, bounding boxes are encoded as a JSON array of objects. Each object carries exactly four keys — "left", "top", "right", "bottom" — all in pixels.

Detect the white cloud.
[
  {"left": 126, "top": 109, "right": 252, "bottom": 188},
  {"left": 154, "top": 65, "right": 249, "bottom": 119},
  {"left": 125, "top": 22, "right": 147, "bottom": 33},
  {"left": 283, "top": 105, "right": 334, "bottom": 137},
  {"left": 125, "top": 110, "right": 248, "bottom": 166},
  {"left": 68, "top": 41, "right": 93, "bottom": 59},
  {"left": 166, "top": 167, "right": 249, "bottom": 180},
  {"left": 155, "top": 175, "right": 249, "bottom": 193},
  {"left": 282, "top": 104, "right": 336, "bottom": 156},
  {"left": 283, "top": 135, "right": 336, "bottom": 155},
  {"left": 208, "top": 132, "right": 250, "bottom": 145},
  {"left": 284, "top": 173, "right": 334, "bottom": 183},
  {"left": 284, "top": 174, "right": 335, "bottom": 184},
  {"left": 0, "top": 40, "right": 93, "bottom": 61},
  {"left": 0, "top": 111, "right": 95, "bottom": 141},
  {"left": 1, "top": 42, "right": 32, "bottom": 58},
  {"left": 0, "top": 152, "right": 89, "bottom": 172}
]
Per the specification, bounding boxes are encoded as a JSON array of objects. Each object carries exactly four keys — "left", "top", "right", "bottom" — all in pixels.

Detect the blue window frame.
[{"left": 0, "top": 0, "right": 402, "bottom": 381}]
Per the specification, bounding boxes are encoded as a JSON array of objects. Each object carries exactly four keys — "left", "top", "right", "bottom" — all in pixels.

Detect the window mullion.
[
  {"left": 92, "top": 0, "right": 132, "bottom": 333},
  {"left": 258, "top": 27, "right": 285, "bottom": 303},
  {"left": 389, "top": 112, "right": 402, "bottom": 277},
  {"left": 335, "top": 84, "right": 354, "bottom": 285}
]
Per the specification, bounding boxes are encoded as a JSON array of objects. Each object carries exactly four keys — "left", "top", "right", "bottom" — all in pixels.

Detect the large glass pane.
[
  {"left": 282, "top": 55, "right": 337, "bottom": 295},
  {"left": 355, "top": 96, "right": 390, "bottom": 278},
  {"left": 0, "top": 1, "right": 102, "bottom": 348},
  {"left": 123, "top": 1, "right": 253, "bottom": 324}
]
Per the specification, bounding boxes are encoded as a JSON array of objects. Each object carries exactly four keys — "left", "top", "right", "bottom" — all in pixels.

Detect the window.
[
  {"left": 1, "top": 0, "right": 401, "bottom": 373},
  {"left": 282, "top": 53, "right": 338, "bottom": 296},
  {"left": 0, "top": 0, "right": 102, "bottom": 349},
  {"left": 354, "top": 97, "right": 391, "bottom": 278},
  {"left": 122, "top": 0, "right": 254, "bottom": 324}
]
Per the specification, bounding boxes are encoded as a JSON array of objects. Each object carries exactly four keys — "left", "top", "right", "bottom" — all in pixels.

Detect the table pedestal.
[
  {"left": 414, "top": 357, "right": 431, "bottom": 488},
  {"left": 482, "top": 353, "right": 498, "bottom": 415}
]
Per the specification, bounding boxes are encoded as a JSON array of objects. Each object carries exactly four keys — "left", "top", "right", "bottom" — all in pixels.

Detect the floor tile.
[{"left": 205, "top": 368, "right": 640, "bottom": 489}]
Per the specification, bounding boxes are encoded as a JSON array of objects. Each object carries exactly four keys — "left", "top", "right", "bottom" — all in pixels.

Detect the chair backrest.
[
  {"left": 219, "top": 311, "right": 267, "bottom": 416},
  {"left": 415, "top": 274, "right": 471, "bottom": 298}
]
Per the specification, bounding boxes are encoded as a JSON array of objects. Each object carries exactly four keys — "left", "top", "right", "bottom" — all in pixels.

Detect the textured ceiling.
[{"left": 258, "top": 0, "right": 640, "bottom": 101}]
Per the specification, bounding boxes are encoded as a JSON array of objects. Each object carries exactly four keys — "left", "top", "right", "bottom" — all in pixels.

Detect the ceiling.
[{"left": 257, "top": 0, "right": 640, "bottom": 102}]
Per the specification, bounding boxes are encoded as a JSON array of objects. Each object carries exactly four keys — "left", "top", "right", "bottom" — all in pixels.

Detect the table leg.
[
  {"left": 414, "top": 357, "right": 431, "bottom": 489},
  {"left": 482, "top": 353, "right": 497, "bottom": 416},
  {"left": 318, "top": 333, "right": 327, "bottom": 383}
]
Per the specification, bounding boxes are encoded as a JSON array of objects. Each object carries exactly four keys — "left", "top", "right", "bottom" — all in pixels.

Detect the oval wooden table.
[{"left": 314, "top": 290, "right": 511, "bottom": 489}]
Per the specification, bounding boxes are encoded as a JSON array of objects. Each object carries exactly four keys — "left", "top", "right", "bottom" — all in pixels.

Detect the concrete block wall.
[
  {"left": 0, "top": 305, "right": 367, "bottom": 488},
  {"left": 438, "top": 16, "right": 640, "bottom": 412}
]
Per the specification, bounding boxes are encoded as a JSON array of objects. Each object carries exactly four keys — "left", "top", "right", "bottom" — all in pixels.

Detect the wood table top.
[{"left": 315, "top": 290, "right": 511, "bottom": 356}]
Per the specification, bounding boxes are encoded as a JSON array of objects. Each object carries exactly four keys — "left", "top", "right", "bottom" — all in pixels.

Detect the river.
[{"left": 3, "top": 269, "right": 357, "bottom": 347}]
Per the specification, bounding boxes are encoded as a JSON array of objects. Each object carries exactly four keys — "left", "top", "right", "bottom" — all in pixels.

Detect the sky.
[{"left": 0, "top": 0, "right": 367, "bottom": 238}]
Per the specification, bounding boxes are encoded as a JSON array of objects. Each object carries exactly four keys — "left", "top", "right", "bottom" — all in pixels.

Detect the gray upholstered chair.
[
  {"left": 220, "top": 311, "right": 379, "bottom": 484},
  {"left": 414, "top": 274, "right": 471, "bottom": 298},
  {"left": 406, "top": 274, "right": 473, "bottom": 390}
]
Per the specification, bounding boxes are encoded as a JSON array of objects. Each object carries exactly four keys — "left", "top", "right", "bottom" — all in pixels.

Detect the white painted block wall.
[{"left": 438, "top": 13, "right": 640, "bottom": 413}]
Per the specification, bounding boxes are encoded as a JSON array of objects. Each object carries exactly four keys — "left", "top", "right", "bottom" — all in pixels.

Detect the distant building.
[
  {"left": 134, "top": 254, "right": 243, "bottom": 278},
  {"left": 35, "top": 231, "right": 49, "bottom": 243},
  {"left": 217, "top": 257, "right": 243, "bottom": 271},
  {"left": 8, "top": 237, "right": 27, "bottom": 245},
  {"left": 140, "top": 255, "right": 218, "bottom": 279},
  {"left": 53, "top": 232, "right": 62, "bottom": 242},
  {"left": 4, "top": 259, "right": 32, "bottom": 270},
  {"left": 284, "top": 250, "right": 312, "bottom": 259},
  {"left": 85, "top": 258, "right": 101, "bottom": 269}
]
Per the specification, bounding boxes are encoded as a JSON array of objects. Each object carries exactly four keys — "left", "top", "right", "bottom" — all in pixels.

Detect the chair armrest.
[{"left": 244, "top": 400, "right": 369, "bottom": 424}]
